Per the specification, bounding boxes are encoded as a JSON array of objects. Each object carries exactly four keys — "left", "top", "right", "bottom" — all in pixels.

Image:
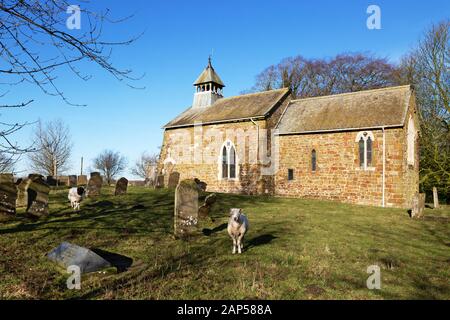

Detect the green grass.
[{"left": 0, "top": 186, "right": 449, "bottom": 299}]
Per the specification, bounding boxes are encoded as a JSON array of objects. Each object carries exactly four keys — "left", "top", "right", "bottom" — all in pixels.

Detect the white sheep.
[
  {"left": 227, "top": 208, "right": 249, "bottom": 254},
  {"left": 68, "top": 187, "right": 86, "bottom": 211}
]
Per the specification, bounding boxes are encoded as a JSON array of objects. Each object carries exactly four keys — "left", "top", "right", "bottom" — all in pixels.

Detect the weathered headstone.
[
  {"left": 433, "top": 187, "right": 439, "bottom": 209},
  {"left": 198, "top": 193, "right": 217, "bottom": 219},
  {"left": 16, "top": 178, "right": 31, "bottom": 208},
  {"left": 174, "top": 179, "right": 200, "bottom": 238},
  {"left": 87, "top": 172, "right": 103, "bottom": 197},
  {"left": 26, "top": 175, "right": 50, "bottom": 218},
  {"left": 47, "top": 242, "right": 111, "bottom": 274},
  {"left": 77, "top": 175, "right": 88, "bottom": 186},
  {"left": 46, "top": 176, "right": 57, "bottom": 186},
  {"left": 194, "top": 178, "right": 207, "bottom": 191},
  {"left": 69, "top": 175, "right": 77, "bottom": 187},
  {"left": 411, "top": 192, "right": 426, "bottom": 218},
  {"left": 168, "top": 172, "right": 180, "bottom": 189},
  {"left": 0, "top": 173, "right": 17, "bottom": 218},
  {"left": 155, "top": 175, "right": 165, "bottom": 189},
  {"left": 58, "top": 176, "right": 70, "bottom": 186},
  {"left": 114, "top": 177, "right": 128, "bottom": 196}
]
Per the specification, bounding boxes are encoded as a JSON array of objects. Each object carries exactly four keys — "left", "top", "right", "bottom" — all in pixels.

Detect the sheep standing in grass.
[
  {"left": 68, "top": 187, "right": 86, "bottom": 211},
  {"left": 227, "top": 208, "right": 249, "bottom": 254}
]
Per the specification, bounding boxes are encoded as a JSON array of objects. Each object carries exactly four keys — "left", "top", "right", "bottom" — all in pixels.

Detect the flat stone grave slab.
[{"left": 47, "top": 242, "right": 111, "bottom": 273}]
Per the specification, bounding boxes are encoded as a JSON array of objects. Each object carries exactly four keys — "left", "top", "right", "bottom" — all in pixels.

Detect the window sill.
[{"left": 356, "top": 167, "right": 376, "bottom": 172}]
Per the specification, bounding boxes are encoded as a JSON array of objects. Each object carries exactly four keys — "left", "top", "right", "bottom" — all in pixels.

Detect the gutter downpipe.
[{"left": 382, "top": 126, "right": 386, "bottom": 208}]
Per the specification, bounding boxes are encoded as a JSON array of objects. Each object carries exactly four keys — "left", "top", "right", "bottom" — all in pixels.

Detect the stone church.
[{"left": 158, "top": 59, "right": 419, "bottom": 208}]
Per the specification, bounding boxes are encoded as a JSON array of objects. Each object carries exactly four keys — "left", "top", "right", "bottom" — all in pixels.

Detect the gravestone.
[
  {"left": 198, "top": 193, "right": 217, "bottom": 219},
  {"left": 47, "top": 242, "right": 111, "bottom": 274},
  {"left": 87, "top": 172, "right": 103, "bottom": 197},
  {"left": 168, "top": 172, "right": 180, "bottom": 189},
  {"left": 69, "top": 175, "right": 77, "bottom": 187},
  {"left": 433, "top": 187, "right": 439, "bottom": 209},
  {"left": 155, "top": 175, "right": 165, "bottom": 189},
  {"left": 411, "top": 192, "right": 425, "bottom": 218},
  {"left": 26, "top": 175, "right": 50, "bottom": 218},
  {"left": 77, "top": 175, "right": 88, "bottom": 186},
  {"left": 16, "top": 178, "right": 31, "bottom": 208},
  {"left": 174, "top": 179, "right": 200, "bottom": 238},
  {"left": 0, "top": 173, "right": 17, "bottom": 218},
  {"left": 46, "top": 176, "right": 57, "bottom": 186},
  {"left": 58, "top": 176, "right": 70, "bottom": 186},
  {"left": 114, "top": 177, "right": 128, "bottom": 196},
  {"left": 194, "top": 178, "right": 207, "bottom": 191}
]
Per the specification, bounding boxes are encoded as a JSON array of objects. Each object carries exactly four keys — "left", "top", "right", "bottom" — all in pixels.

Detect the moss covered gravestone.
[
  {"left": 26, "top": 174, "right": 50, "bottom": 218},
  {"left": 0, "top": 173, "right": 17, "bottom": 219},
  {"left": 87, "top": 172, "right": 103, "bottom": 197},
  {"left": 174, "top": 179, "right": 201, "bottom": 238},
  {"left": 114, "top": 177, "right": 128, "bottom": 196}
]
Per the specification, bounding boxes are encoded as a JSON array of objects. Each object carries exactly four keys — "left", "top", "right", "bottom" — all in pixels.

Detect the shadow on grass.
[
  {"left": 247, "top": 234, "right": 277, "bottom": 248},
  {"left": 91, "top": 248, "right": 133, "bottom": 273},
  {"left": 202, "top": 223, "right": 227, "bottom": 236}
]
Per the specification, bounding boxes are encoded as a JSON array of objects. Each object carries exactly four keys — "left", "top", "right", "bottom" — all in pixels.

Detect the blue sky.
[{"left": 2, "top": 0, "right": 449, "bottom": 178}]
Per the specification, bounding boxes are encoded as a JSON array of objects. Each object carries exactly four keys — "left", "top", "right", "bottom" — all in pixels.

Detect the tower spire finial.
[{"left": 208, "top": 54, "right": 212, "bottom": 67}]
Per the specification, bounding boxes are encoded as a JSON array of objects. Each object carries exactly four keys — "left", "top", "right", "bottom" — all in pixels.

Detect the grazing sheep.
[
  {"left": 227, "top": 208, "right": 249, "bottom": 254},
  {"left": 68, "top": 187, "right": 86, "bottom": 211}
]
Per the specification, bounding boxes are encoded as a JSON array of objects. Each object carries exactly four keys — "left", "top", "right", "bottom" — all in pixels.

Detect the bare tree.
[
  {"left": 0, "top": 151, "right": 16, "bottom": 173},
  {"left": 0, "top": 1, "right": 141, "bottom": 158},
  {"left": 28, "top": 119, "right": 73, "bottom": 176},
  {"left": 398, "top": 20, "right": 450, "bottom": 201},
  {"left": 130, "top": 152, "right": 159, "bottom": 184},
  {"left": 250, "top": 53, "right": 399, "bottom": 98},
  {"left": 93, "top": 150, "right": 127, "bottom": 184}
]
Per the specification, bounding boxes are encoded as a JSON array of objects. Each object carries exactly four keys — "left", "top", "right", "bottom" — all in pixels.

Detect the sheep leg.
[
  {"left": 232, "top": 237, "right": 237, "bottom": 254},
  {"left": 237, "top": 235, "right": 243, "bottom": 254}
]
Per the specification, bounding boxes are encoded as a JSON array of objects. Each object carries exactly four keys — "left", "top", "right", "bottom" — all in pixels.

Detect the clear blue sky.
[{"left": 2, "top": 0, "right": 449, "bottom": 178}]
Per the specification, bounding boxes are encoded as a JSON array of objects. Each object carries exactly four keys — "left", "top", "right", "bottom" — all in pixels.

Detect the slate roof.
[
  {"left": 276, "top": 85, "right": 413, "bottom": 134},
  {"left": 164, "top": 88, "right": 291, "bottom": 129},
  {"left": 193, "top": 59, "right": 225, "bottom": 87}
]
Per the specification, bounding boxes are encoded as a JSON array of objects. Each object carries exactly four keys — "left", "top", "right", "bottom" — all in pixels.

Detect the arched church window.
[
  {"left": 366, "top": 137, "right": 372, "bottom": 167},
  {"left": 222, "top": 146, "right": 228, "bottom": 179},
  {"left": 312, "top": 149, "right": 317, "bottom": 171},
  {"left": 220, "top": 141, "right": 238, "bottom": 180},
  {"left": 356, "top": 131, "right": 375, "bottom": 170},
  {"left": 407, "top": 115, "right": 416, "bottom": 166}
]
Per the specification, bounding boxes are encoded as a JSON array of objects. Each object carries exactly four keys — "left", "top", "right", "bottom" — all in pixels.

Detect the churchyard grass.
[{"left": 0, "top": 186, "right": 449, "bottom": 299}]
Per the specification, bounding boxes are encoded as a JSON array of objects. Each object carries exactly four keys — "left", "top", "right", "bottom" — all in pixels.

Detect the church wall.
[
  {"left": 275, "top": 127, "right": 418, "bottom": 208},
  {"left": 158, "top": 120, "right": 266, "bottom": 195}
]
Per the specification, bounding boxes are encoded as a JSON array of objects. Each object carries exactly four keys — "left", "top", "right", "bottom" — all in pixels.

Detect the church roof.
[
  {"left": 276, "top": 85, "right": 413, "bottom": 135},
  {"left": 193, "top": 58, "right": 225, "bottom": 87},
  {"left": 164, "top": 88, "right": 291, "bottom": 128}
]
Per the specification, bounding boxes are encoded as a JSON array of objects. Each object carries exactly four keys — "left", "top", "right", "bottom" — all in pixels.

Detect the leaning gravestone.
[
  {"left": 168, "top": 172, "right": 180, "bottom": 189},
  {"left": 174, "top": 179, "right": 201, "bottom": 238},
  {"left": 198, "top": 193, "right": 217, "bottom": 219},
  {"left": 87, "top": 172, "right": 103, "bottom": 197},
  {"left": 0, "top": 173, "right": 17, "bottom": 218},
  {"left": 114, "top": 177, "right": 128, "bottom": 196},
  {"left": 16, "top": 178, "right": 31, "bottom": 208},
  {"left": 47, "top": 242, "right": 111, "bottom": 274},
  {"left": 26, "top": 175, "right": 50, "bottom": 218}
]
